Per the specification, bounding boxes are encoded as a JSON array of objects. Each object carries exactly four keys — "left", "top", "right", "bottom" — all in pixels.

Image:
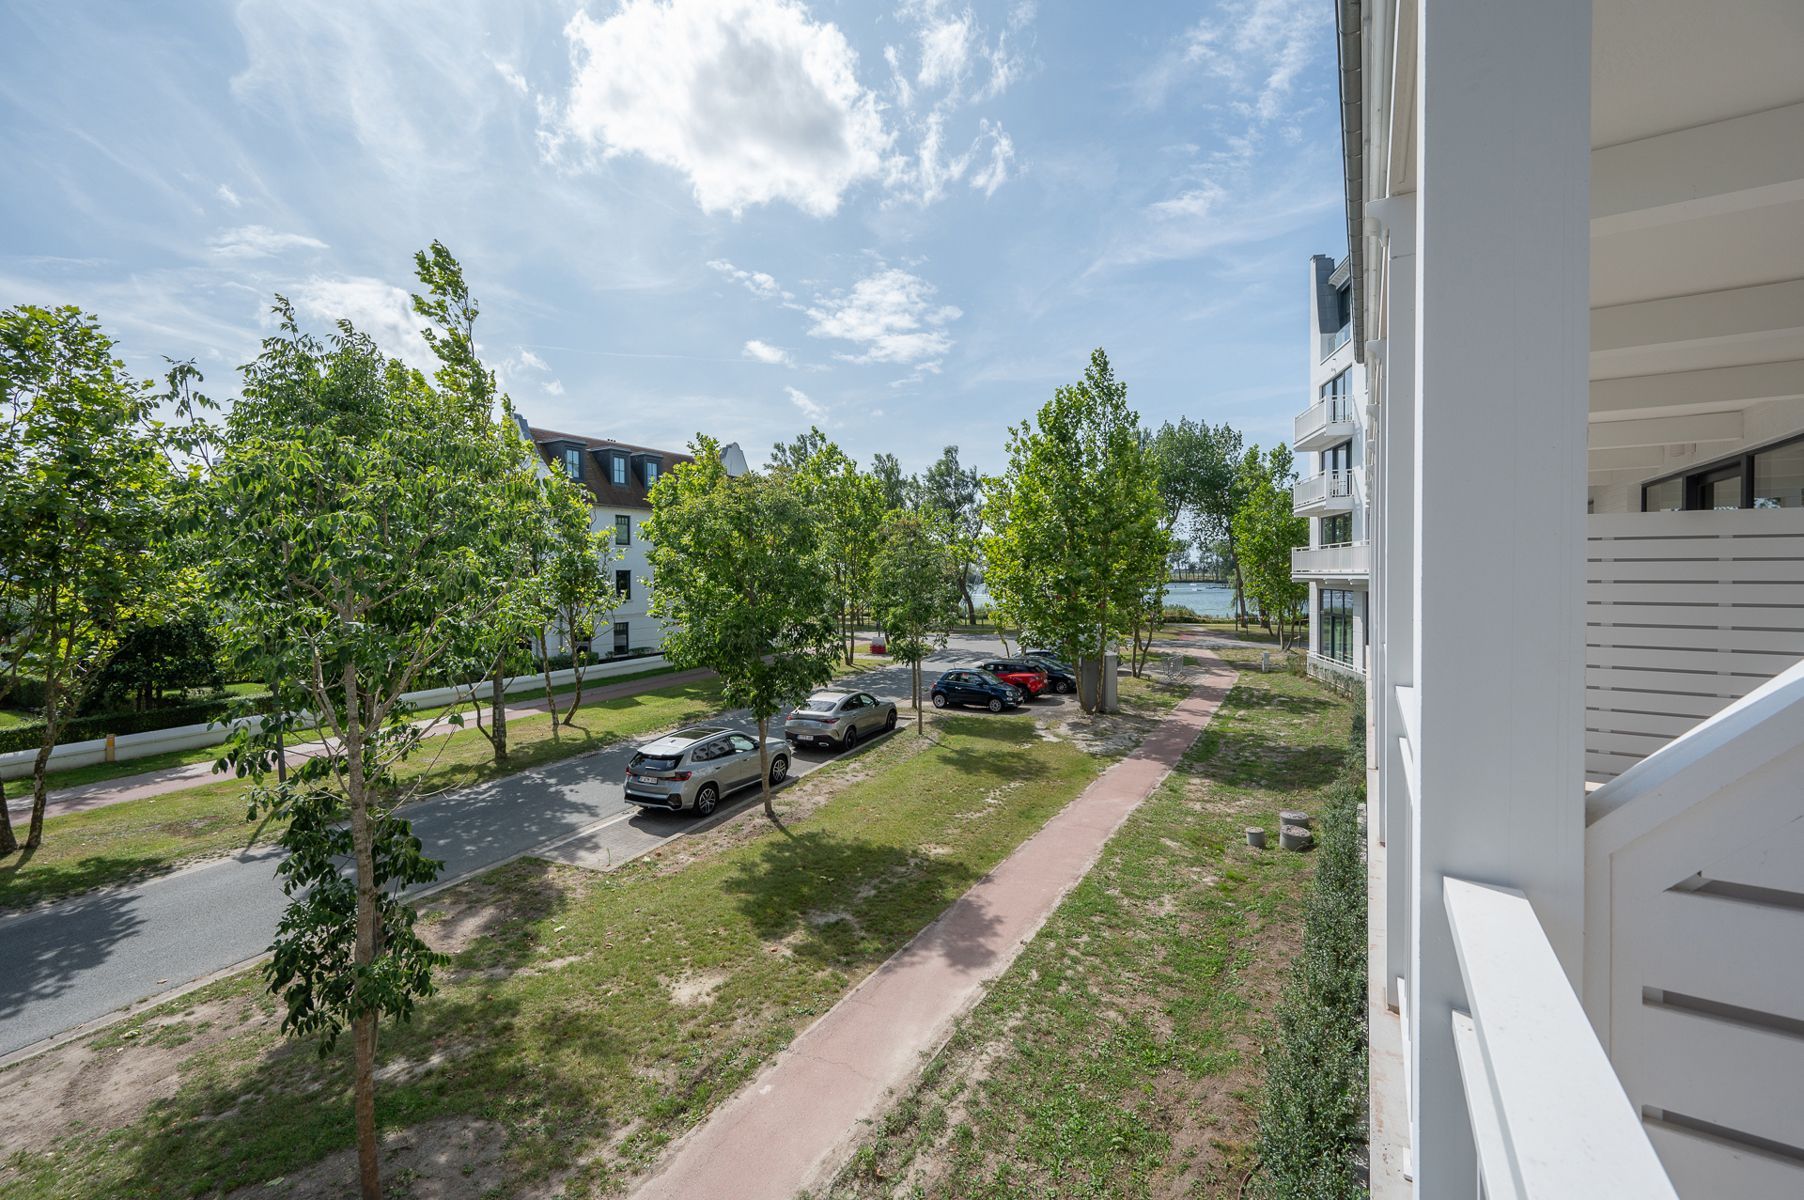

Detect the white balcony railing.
[
  {"left": 1292, "top": 469, "right": 1355, "bottom": 513},
  {"left": 1444, "top": 877, "right": 1680, "bottom": 1200},
  {"left": 1292, "top": 541, "right": 1369, "bottom": 577},
  {"left": 1294, "top": 394, "right": 1354, "bottom": 448}
]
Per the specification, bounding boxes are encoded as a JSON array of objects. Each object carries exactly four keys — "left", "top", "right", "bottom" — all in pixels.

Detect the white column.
[{"left": 1410, "top": 0, "right": 1589, "bottom": 1191}]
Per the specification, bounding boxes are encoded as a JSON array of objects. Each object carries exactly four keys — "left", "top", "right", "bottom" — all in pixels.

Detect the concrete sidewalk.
[
  {"left": 630, "top": 652, "right": 1238, "bottom": 1200},
  {"left": 6, "top": 667, "right": 717, "bottom": 823}
]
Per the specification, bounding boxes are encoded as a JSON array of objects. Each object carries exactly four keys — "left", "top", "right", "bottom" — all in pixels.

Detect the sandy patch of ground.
[{"left": 667, "top": 968, "right": 729, "bottom": 1007}]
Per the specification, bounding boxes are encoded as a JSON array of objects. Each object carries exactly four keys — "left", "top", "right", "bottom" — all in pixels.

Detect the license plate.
[{"left": 633, "top": 774, "right": 662, "bottom": 785}]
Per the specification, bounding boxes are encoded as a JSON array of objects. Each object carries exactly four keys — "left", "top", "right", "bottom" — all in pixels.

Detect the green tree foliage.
[
  {"left": 0, "top": 304, "right": 176, "bottom": 853},
  {"left": 1230, "top": 445, "right": 1309, "bottom": 650},
  {"left": 779, "top": 428, "right": 886, "bottom": 665},
  {"left": 870, "top": 509, "right": 964, "bottom": 732},
  {"left": 980, "top": 349, "right": 1168, "bottom": 712},
  {"left": 88, "top": 611, "right": 224, "bottom": 712},
  {"left": 1255, "top": 739, "right": 1368, "bottom": 1198},
  {"left": 644, "top": 436, "right": 837, "bottom": 819},
  {"left": 870, "top": 450, "right": 915, "bottom": 511},
  {"left": 1158, "top": 418, "right": 1251, "bottom": 621},
  {"left": 540, "top": 484, "right": 619, "bottom": 726},
  {"left": 917, "top": 445, "right": 984, "bottom": 625},
  {"left": 203, "top": 283, "right": 546, "bottom": 1200}
]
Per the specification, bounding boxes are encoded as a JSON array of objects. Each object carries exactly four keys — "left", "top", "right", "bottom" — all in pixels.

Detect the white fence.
[
  {"left": 0, "top": 655, "right": 672, "bottom": 781},
  {"left": 1585, "top": 511, "right": 1804, "bottom": 780},
  {"left": 1584, "top": 659, "right": 1804, "bottom": 1199}
]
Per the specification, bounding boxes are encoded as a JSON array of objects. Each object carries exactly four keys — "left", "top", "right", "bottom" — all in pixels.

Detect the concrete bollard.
[
  {"left": 1245, "top": 827, "right": 1266, "bottom": 849},
  {"left": 1279, "top": 809, "right": 1311, "bottom": 829},
  {"left": 1279, "top": 824, "right": 1314, "bottom": 852}
]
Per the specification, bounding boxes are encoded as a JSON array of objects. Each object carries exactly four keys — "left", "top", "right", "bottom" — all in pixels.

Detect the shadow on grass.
[{"left": 1184, "top": 725, "right": 1351, "bottom": 792}]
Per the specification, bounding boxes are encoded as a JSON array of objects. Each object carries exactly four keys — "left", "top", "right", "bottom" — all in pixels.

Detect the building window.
[
  {"left": 644, "top": 460, "right": 659, "bottom": 488},
  {"left": 615, "top": 515, "right": 631, "bottom": 545},
  {"left": 1693, "top": 465, "right": 1743, "bottom": 511},
  {"left": 1643, "top": 476, "right": 1682, "bottom": 512},
  {"left": 1321, "top": 513, "right": 1352, "bottom": 546},
  {"left": 611, "top": 455, "right": 626, "bottom": 486},
  {"left": 563, "top": 448, "right": 582, "bottom": 479},
  {"left": 1321, "top": 440, "right": 1352, "bottom": 476},
  {"left": 1320, "top": 589, "right": 1355, "bottom": 664},
  {"left": 613, "top": 620, "right": 630, "bottom": 653},
  {"left": 1320, "top": 370, "right": 1351, "bottom": 401},
  {"left": 615, "top": 569, "right": 631, "bottom": 599},
  {"left": 1754, "top": 439, "right": 1804, "bottom": 508}
]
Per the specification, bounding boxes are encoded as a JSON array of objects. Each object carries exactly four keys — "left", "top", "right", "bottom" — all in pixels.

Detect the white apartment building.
[
  {"left": 1294, "top": 252, "right": 1369, "bottom": 693},
  {"left": 1339, "top": 0, "right": 1804, "bottom": 1196}
]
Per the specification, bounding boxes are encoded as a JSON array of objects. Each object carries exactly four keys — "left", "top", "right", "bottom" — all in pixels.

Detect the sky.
[{"left": 0, "top": 0, "right": 1346, "bottom": 477}]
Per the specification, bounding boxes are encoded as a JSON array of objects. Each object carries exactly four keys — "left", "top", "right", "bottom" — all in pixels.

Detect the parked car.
[
  {"left": 977, "top": 659, "right": 1050, "bottom": 698},
  {"left": 784, "top": 689, "right": 897, "bottom": 750},
  {"left": 623, "top": 725, "right": 790, "bottom": 817},
  {"left": 1019, "top": 654, "right": 1077, "bottom": 695},
  {"left": 930, "top": 669, "right": 1022, "bottom": 713}
]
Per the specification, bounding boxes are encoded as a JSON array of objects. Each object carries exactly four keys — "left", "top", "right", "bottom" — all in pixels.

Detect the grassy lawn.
[
  {"left": 0, "top": 711, "right": 1119, "bottom": 1198},
  {"left": 822, "top": 646, "right": 1356, "bottom": 1199},
  {"left": 0, "top": 673, "right": 725, "bottom": 912}
]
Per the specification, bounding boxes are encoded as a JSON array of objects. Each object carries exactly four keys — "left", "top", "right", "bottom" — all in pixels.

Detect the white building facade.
[
  {"left": 1295, "top": 252, "right": 1369, "bottom": 693},
  {"left": 1339, "top": 0, "right": 1804, "bottom": 1196}
]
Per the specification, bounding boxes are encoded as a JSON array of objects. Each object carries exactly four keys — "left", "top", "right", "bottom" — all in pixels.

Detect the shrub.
[
  {"left": 1253, "top": 751, "right": 1369, "bottom": 1197},
  {"left": 0, "top": 691, "right": 271, "bottom": 756}
]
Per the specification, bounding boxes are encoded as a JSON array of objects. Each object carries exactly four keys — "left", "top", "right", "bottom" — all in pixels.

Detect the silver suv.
[{"left": 623, "top": 726, "right": 791, "bottom": 817}]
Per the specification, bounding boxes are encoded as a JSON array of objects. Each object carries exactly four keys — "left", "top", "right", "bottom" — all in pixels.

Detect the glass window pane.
[
  {"left": 1643, "top": 476, "right": 1682, "bottom": 512},
  {"left": 1699, "top": 469, "right": 1742, "bottom": 511},
  {"left": 1754, "top": 440, "right": 1804, "bottom": 509}
]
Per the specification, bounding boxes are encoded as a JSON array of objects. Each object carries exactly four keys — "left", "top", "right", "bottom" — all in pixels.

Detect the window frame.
[
  {"left": 615, "top": 515, "right": 631, "bottom": 545},
  {"left": 563, "top": 447, "right": 583, "bottom": 479},
  {"left": 611, "top": 455, "right": 627, "bottom": 486},
  {"left": 615, "top": 569, "right": 632, "bottom": 599},
  {"left": 1641, "top": 431, "right": 1804, "bottom": 512}
]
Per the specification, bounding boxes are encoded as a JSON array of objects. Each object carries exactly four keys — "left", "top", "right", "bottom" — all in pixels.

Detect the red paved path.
[
  {"left": 6, "top": 667, "right": 717, "bottom": 823},
  {"left": 630, "top": 651, "right": 1238, "bottom": 1200}
]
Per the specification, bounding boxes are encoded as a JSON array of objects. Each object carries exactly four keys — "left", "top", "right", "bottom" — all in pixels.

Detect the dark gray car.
[
  {"left": 624, "top": 725, "right": 790, "bottom": 816},
  {"left": 783, "top": 690, "right": 898, "bottom": 750}
]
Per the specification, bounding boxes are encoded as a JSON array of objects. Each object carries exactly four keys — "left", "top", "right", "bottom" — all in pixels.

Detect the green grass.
[
  {"left": 0, "top": 672, "right": 722, "bottom": 912},
  {"left": 0, "top": 713, "right": 1113, "bottom": 1199},
  {"left": 823, "top": 646, "right": 1356, "bottom": 1199}
]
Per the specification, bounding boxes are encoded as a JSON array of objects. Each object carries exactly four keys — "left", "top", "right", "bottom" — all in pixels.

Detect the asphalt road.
[{"left": 0, "top": 634, "right": 1022, "bottom": 1061}]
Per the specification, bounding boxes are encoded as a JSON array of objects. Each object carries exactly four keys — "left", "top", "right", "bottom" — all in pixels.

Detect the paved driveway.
[{"left": 0, "top": 634, "right": 1023, "bottom": 1061}]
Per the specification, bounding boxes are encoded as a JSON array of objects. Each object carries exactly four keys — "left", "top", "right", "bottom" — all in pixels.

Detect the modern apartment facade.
[
  {"left": 1294, "top": 252, "right": 1368, "bottom": 693},
  {"left": 1338, "top": 0, "right": 1804, "bottom": 1196}
]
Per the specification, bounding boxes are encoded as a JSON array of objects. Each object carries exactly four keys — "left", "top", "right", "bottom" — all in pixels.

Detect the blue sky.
[{"left": 0, "top": 0, "right": 1344, "bottom": 476}]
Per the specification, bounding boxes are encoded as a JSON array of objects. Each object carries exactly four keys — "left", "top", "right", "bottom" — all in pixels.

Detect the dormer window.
[
  {"left": 644, "top": 460, "right": 659, "bottom": 487},
  {"left": 563, "top": 448, "right": 583, "bottom": 480},
  {"left": 611, "top": 454, "right": 627, "bottom": 486}
]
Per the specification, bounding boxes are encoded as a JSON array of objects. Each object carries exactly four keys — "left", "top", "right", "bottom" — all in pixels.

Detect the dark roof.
[{"left": 528, "top": 425, "right": 692, "bottom": 509}]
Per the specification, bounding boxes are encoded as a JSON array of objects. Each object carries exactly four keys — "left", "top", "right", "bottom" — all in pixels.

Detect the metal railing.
[
  {"left": 1292, "top": 541, "right": 1369, "bottom": 577},
  {"left": 1294, "top": 394, "right": 1354, "bottom": 446},
  {"left": 1444, "top": 877, "right": 1679, "bottom": 1199},
  {"left": 1292, "top": 469, "right": 1356, "bottom": 511}
]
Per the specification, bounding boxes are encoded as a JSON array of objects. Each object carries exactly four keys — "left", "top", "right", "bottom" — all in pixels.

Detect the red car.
[{"left": 978, "top": 659, "right": 1049, "bottom": 698}]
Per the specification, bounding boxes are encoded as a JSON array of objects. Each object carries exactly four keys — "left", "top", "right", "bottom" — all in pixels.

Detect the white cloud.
[
  {"left": 806, "top": 267, "right": 959, "bottom": 368},
  {"left": 208, "top": 224, "right": 328, "bottom": 257},
  {"left": 707, "top": 258, "right": 793, "bottom": 303},
  {"left": 288, "top": 276, "right": 431, "bottom": 367},
  {"left": 786, "top": 385, "right": 826, "bottom": 420},
  {"left": 216, "top": 183, "right": 242, "bottom": 208},
  {"left": 968, "top": 121, "right": 1014, "bottom": 197},
  {"left": 518, "top": 347, "right": 551, "bottom": 372},
  {"left": 493, "top": 59, "right": 528, "bottom": 95},
  {"left": 545, "top": 378, "right": 566, "bottom": 396},
  {"left": 917, "top": 13, "right": 972, "bottom": 89},
  {"left": 743, "top": 339, "right": 793, "bottom": 366},
  {"left": 543, "top": 0, "right": 890, "bottom": 218},
  {"left": 1137, "top": 0, "right": 1321, "bottom": 121}
]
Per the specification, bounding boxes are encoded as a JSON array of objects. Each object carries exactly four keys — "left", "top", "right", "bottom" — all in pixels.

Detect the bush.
[
  {"left": 0, "top": 691, "right": 270, "bottom": 756},
  {"left": 1253, "top": 749, "right": 1369, "bottom": 1197}
]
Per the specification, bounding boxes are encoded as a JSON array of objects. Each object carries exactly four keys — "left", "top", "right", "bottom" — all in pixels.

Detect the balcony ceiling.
[{"left": 1586, "top": 0, "right": 1804, "bottom": 488}]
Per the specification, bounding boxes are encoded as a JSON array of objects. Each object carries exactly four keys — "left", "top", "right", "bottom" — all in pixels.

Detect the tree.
[
  {"left": 870, "top": 451, "right": 915, "bottom": 511},
  {"left": 541, "top": 484, "right": 619, "bottom": 725},
  {"left": 0, "top": 304, "right": 174, "bottom": 853},
  {"left": 981, "top": 349, "right": 1166, "bottom": 712},
  {"left": 767, "top": 426, "right": 832, "bottom": 473},
  {"left": 870, "top": 509, "right": 964, "bottom": 732},
  {"left": 1231, "top": 445, "right": 1309, "bottom": 650},
  {"left": 779, "top": 429, "right": 885, "bottom": 665},
  {"left": 204, "top": 287, "right": 546, "bottom": 1200},
  {"left": 644, "top": 437, "right": 837, "bottom": 819},
  {"left": 89, "top": 611, "right": 224, "bottom": 711},
  {"left": 917, "top": 446, "right": 984, "bottom": 625},
  {"left": 1186, "top": 422, "right": 1252, "bottom": 624}
]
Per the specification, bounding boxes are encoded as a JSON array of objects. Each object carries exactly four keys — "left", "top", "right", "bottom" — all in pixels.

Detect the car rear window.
[
  {"left": 629, "top": 752, "right": 684, "bottom": 771},
  {"left": 799, "top": 698, "right": 839, "bottom": 712}
]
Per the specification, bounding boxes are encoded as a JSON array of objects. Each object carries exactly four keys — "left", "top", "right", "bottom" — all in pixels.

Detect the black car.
[
  {"left": 1022, "top": 651, "right": 1078, "bottom": 694},
  {"left": 929, "top": 669, "right": 1021, "bottom": 713}
]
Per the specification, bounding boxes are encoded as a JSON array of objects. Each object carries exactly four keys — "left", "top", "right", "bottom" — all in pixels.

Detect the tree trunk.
[
  {"left": 913, "top": 659, "right": 923, "bottom": 734},
  {"left": 538, "top": 631, "right": 558, "bottom": 740},
  {"left": 489, "top": 659, "right": 508, "bottom": 767},
  {"left": 1225, "top": 532, "right": 1249, "bottom": 626},
  {"left": 962, "top": 578, "right": 976, "bottom": 626},
  {"left": 27, "top": 692, "right": 58, "bottom": 850},
  {"left": 756, "top": 714, "right": 775, "bottom": 821},
  {"left": 343, "top": 665, "right": 382, "bottom": 1200},
  {"left": 0, "top": 776, "right": 17, "bottom": 855}
]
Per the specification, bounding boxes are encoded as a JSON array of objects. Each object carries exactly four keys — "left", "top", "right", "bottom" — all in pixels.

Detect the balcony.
[
  {"left": 1292, "top": 540, "right": 1369, "bottom": 579},
  {"left": 1292, "top": 468, "right": 1356, "bottom": 516},
  {"left": 1294, "top": 394, "right": 1356, "bottom": 452}
]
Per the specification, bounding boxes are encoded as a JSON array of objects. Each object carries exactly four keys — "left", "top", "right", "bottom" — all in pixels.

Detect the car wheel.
[
  {"left": 769, "top": 755, "right": 789, "bottom": 785},
  {"left": 884, "top": 708, "right": 897, "bottom": 730},
  {"left": 987, "top": 697, "right": 1003, "bottom": 713},
  {"left": 1055, "top": 679, "right": 1074, "bottom": 694},
  {"left": 693, "top": 783, "right": 719, "bottom": 817},
  {"left": 931, "top": 693, "right": 948, "bottom": 708},
  {"left": 842, "top": 725, "right": 859, "bottom": 751}
]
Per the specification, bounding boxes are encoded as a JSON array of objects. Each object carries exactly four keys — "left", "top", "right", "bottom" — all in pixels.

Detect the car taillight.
[
  {"left": 821, "top": 717, "right": 839, "bottom": 725},
  {"left": 671, "top": 771, "right": 693, "bottom": 781}
]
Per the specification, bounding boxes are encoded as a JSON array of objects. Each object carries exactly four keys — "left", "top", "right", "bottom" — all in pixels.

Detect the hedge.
[
  {"left": 0, "top": 691, "right": 270, "bottom": 756},
  {"left": 1253, "top": 728, "right": 1370, "bottom": 1198}
]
